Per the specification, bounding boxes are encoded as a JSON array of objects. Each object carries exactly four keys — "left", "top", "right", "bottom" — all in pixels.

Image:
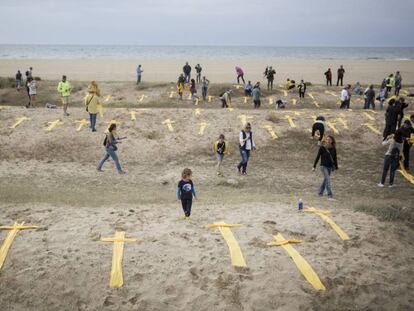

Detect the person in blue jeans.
[
  {"left": 312, "top": 136, "right": 338, "bottom": 200},
  {"left": 237, "top": 123, "right": 256, "bottom": 175},
  {"left": 97, "top": 123, "right": 126, "bottom": 174}
]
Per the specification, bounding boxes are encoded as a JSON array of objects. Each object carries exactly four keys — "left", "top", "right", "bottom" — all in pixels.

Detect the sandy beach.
[{"left": 1, "top": 58, "right": 414, "bottom": 84}]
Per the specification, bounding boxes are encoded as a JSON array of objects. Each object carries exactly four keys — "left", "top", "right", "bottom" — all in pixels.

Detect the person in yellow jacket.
[
  {"left": 57, "top": 75, "right": 72, "bottom": 116},
  {"left": 213, "top": 134, "right": 229, "bottom": 175},
  {"left": 386, "top": 74, "right": 394, "bottom": 93},
  {"left": 85, "top": 83, "right": 102, "bottom": 132}
]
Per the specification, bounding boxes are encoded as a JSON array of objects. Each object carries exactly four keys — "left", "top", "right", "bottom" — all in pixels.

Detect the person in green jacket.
[{"left": 57, "top": 75, "right": 72, "bottom": 116}]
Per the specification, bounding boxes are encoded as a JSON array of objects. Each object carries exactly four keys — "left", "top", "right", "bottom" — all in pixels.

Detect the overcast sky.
[{"left": 0, "top": 0, "right": 413, "bottom": 46}]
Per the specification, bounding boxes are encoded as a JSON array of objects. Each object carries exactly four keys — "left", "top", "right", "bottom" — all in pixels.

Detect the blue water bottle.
[{"left": 298, "top": 199, "right": 303, "bottom": 211}]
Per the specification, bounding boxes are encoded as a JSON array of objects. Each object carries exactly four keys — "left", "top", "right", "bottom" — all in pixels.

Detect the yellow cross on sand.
[
  {"left": 304, "top": 207, "right": 350, "bottom": 241},
  {"left": 194, "top": 98, "right": 199, "bottom": 105},
  {"left": 194, "top": 108, "right": 204, "bottom": 116},
  {"left": 284, "top": 115, "right": 296, "bottom": 128},
  {"left": 243, "top": 97, "right": 248, "bottom": 104},
  {"left": 137, "top": 94, "right": 148, "bottom": 103},
  {"left": 9, "top": 116, "right": 30, "bottom": 129},
  {"left": 292, "top": 99, "right": 297, "bottom": 106},
  {"left": 162, "top": 119, "right": 175, "bottom": 132},
  {"left": 267, "top": 233, "right": 326, "bottom": 291},
  {"left": 74, "top": 119, "right": 89, "bottom": 132},
  {"left": 309, "top": 115, "right": 317, "bottom": 122},
  {"left": 313, "top": 101, "right": 320, "bottom": 108},
  {"left": 308, "top": 93, "right": 315, "bottom": 100},
  {"left": 233, "top": 84, "right": 243, "bottom": 90},
  {"left": 268, "top": 97, "right": 273, "bottom": 105},
  {"left": 238, "top": 114, "right": 254, "bottom": 126},
  {"left": 260, "top": 125, "right": 278, "bottom": 140},
  {"left": 206, "top": 222, "right": 247, "bottom": 268},
  {"left": 362, "top": 112, "right": 375, "bottom": 121},
  {"left": 335, "top": 117, "right": 349, "bottom": 129},
  {"left": 278, "top": 84, "right": 284, "bottom": 88},
  {"left": 45, "top": 119, "right": 64, "bottom": 131},
  {"left": 169, "top": 91, "right": 176, "bottom": 98},
  {"left": 283, "top": 90, "right": 288, "bottom": 97},
  {"left": 208, "top": 95, "right": 214, "bottom": 103},
  {"left": 398, "top": 161, "right": 414, "bottom": 185},
  {"left": 101, "top": 231, "right": 137, "bottom": 288},
  {"left": 324, "top": 90, "right": 339, "bottom": 98},
  {"left": 326, "top": 121, "right": 340, "bottom": 134},
  {"left": 187, "top": 93, "right": 192, "bottom": 100},
  {"left": 362, "top": 123, "right": 381, "bottom": 135},
  {"left": 198, "top": 122, "right": 209, "bottom": 135},
  {"left": 104, "top": 95, "right": 112, "bottom": 102},
  {"left": 293, "top": 111, "right": 301, "bottom": 116},
  {"left": 227, "top": 107, "right": 234, "bottom": 112},
  {"left": 0, "top": 222, "right": 38, "bottom": 272}
]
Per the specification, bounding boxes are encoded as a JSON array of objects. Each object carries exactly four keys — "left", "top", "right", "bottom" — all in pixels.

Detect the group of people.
[
  {"left": 324, "top": 65, "right": 346, "bottom": 86},
  {"left": 15, "top": 67, "right": 37, "bottom": 108}
]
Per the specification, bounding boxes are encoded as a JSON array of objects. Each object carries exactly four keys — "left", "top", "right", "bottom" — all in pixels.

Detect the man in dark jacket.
[
  {"left": 364, "top": 85, "right": 376, "bottom": 109},
  {"left": 383, "top": 98, "right": 399, "bottom": 139},
  {"left": 400, "top": 120, "right": 414, "bottom": 170},
  {"left": 266, "top": 66, "right": 276, "bottom": 90},
  {"left": 336, "top": 65, "right": 345, "bottom": 86},
  {"left": 183, "top": 62, "right": 191, "bottom": 83},
  {"left": 324, "top": 68, "right": 332, "bottom": 86},
  {"left": 395, "top": 97, "right": 408, "bottom": 128}
]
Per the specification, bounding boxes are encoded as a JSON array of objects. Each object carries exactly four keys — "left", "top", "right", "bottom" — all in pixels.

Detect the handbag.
[{"left": 86, "top": 95, "right": 94, "bottom": 112}]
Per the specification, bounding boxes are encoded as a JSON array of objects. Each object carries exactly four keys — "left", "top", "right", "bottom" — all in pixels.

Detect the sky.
[{"left": 0, "top": 0, "right": 413, "bottom": 46}]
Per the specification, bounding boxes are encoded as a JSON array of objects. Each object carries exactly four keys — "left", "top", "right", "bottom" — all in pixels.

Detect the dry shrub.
[{"left": 265, "top": 112, "right": 280, "bottom": 124}]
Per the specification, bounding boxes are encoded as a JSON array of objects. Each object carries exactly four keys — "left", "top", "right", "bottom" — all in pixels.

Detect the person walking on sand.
[
  {"left": 363, "top": 85, "right": 375, "bottom": 110},
  {"left": 97, "top": 123, "right": 126, "bottom": 174},
  {"left": 201, "top": 76, "right": 210, "bottom": 101},
  {"left": 266, "top": 66, "right": 276, "bottom": 90},
  {"left": 85, "top": 84, "right": 102, "bottom": 132},
  {"left": 336, "top": 65, "right": 345, "bottom": 86},
  {"left": 136, "top": 65, "right": 143, "bottom": 84},
  {"left": 15, "top": 70, "right": 22, "bottom": 91},
  {"left": 176, "top": 168, "right": 197, "bottom": 219},
  {"left": 26, "top": 77, "right": 37, "bottom": 108},
  {"left": 237, "top": 122, "right": 256, "bottom": 175},
  {"left": 183, "top": 62, "right": 191, "bottom": 83},
  {"left": 57, "top": 75, "right": 72, "bottom": 116},
  {"left": 339, "top": 85, "right": 350, "bottom": 109},
  {"left": 195, "top": 64, "right": 202, "bottom": 84},
  {"left": 324, "top": 68, "right": 332, "bottom": 86},
  {"left": 235, "top": 66, "right": 245, "bottom": 84},
  {"left": 298, "top": 79, "right": 306, "bottom": 98},
  {"left": 213, "top": 134, "right": 229, "bottom": 176},
  {"left": 394, "top": 71, "right": 402, "bottom": 96},
  {"left": 252, "top": 82, "right": 261, "bottom": 109},
  {"left": 378, "top": 130, "right": 403, "bottom": 187},
  {"left": 312, "top": 135, "right": 338, "bottom": 200}
]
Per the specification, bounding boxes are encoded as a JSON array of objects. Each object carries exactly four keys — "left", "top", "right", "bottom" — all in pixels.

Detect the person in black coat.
[{"left": 383, "top": 98, "right": 399, "bottom": 139}]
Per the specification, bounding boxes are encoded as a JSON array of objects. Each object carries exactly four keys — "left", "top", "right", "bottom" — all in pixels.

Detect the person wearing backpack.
[
  {"left": 84, "top": 82, "right": 102, "bottom": 132},
  {"left": 312, "top": 135, "right": 338, "bottom": 200},
  {"left": 378, "top": 130, "right": 403, "bottom": 187},
  {"left": 97, "top": 123, "right": 126, "bottom": 174},
  {"left": 237, "top": 123, "right": 256, "bottom": 175}
]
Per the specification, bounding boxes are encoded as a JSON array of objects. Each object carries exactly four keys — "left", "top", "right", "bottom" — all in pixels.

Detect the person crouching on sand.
[
  {"left": 177, "top": 168, "right": 197, "bottom": 219},
  {"left": 213, "top": 134, "right": 229, "bottom": 176},
  {"left": 97, "top": 123, "right": 126, "bottom": 174},
  {"left": 312, "top": 135, "right": 338, "bottom": 200},
  {"left": 311, "top": 116, "right": 326, "bottom": 145},
  {"left": 85, "top": 82, "right": 103, "bottom": 132}
]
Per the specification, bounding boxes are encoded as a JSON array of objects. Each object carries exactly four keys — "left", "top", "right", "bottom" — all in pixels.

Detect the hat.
[{"left": 403, "top": 119, "right": 412, "bottom": 126}]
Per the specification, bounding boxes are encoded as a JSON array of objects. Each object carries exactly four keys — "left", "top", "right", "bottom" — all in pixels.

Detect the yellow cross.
[
  {"left": 101, "top": 231, "right": 137, "bottom": 288},
  {"left": 243, "top": 96, "right": 248, "bottom": 104},
  {"left": 292, "top": 99, "right": 297, "bottom": 106},
  {"left": 194, "top": 108, "right": 204, "bottom": 116},
  {"left": 162, "top": 119, "right": 175, "bottom": 132},
  {"left": 335, "top": 117, "right": 349, "bottom": 129},
  {"left": 45, "top": 119, "right": 64, "bottom": 131},
  {"left": 9, "top": 116, "right": 30, "bottom": 129},
  {"left": 326, "top": 121, "right": 340, "bottom": 134},
  {"left": 208, "top": 95, "right": 214, "bottom": 103},
  {"left": 285, "top": 115, "right": 296, "bottom": 128},
  {"left": 324, "top": 90, "right": 338, "bottom": 98},
  {"left": 74, "top": 119, "right": 89, "bottom": 131},
  {"left": 105, "top": 119, "right": 120, "bottom": 125},
  {"left": 198, "top": 122, "right": 209, "bottom": 135},
  {"left": 398, "top": 160, "right": 414, "bottom": 185},
  {"left": 362, "top": 123, "right": 381, "bottom": 135},
  {"left": 169, "top": 91, "right": 176, "bottom": 98},
  {"left": 104, "top": 95, "right": 112, "bottom": 102},
  {"left": 206, "top": 222, "right": 246, "bottom": 267},
  {"left": 304, "top": 207, "right": 350, "bottom": 240},
  {"left": 313, "top": 101, "right": 320, "bottom": 108},
  {"left": 194, "top": 98, "right": 199, "bottom": 105},
  {"left": 137, "top": 94, "right": 148, "bottom": 103},
  {"left": 238, "top": 114, "right": 254, "bottom": 126},
  {"left": 268, "top": 97, "right": 273, "bottom": 105},
  {"left": 260, "top": 125, "right": 278, "bottom": 140},
  {"left": 283, "top": 90, "right": 288, "bottom": 97},
  {"left": 187, "top": 93, "right": 192, "bottom": 100},
  {"left": 362, "top": 112, "right": 375, "bottom": 121},
  {"left": 308, "top": 93, "right": 315, "bottom": 100},
  {"left": 227, "top": 107, "right": 234, "bottom": 112}
]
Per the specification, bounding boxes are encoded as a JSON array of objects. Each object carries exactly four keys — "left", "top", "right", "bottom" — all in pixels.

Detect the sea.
[{"left": 0, "top": 45, "right": 413, "bottom": 60}]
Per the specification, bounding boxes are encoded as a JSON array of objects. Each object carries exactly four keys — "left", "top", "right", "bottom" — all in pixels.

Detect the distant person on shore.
[
  {"left": 339, "top": 85, "right": 350, "bottom": 109},
  {"left": 220, "top": 90, "right": 232, "bottom": 108},
  {"left": 363, "top": 85, "right": 375, "bottom": 110},
  {"left": 237, "top": 122, "right": 256, "bottom": 175},
  {"left": 286, "top": 78, "right": 295, "bottom": 90},
  {"left": 400, "top": 120, "right": 414, "bottom": 170},
  {"left": 311, "top": 116, "right": 325, "bottom": 144},
  {"left": 244, "top": 81, "right": 253, "bottom": 97},
  {"left": 235, "top": 66, "right": 245, "bottom": 84},
  {"left": 190, "top": 79, "right": 199, "bottom": 103},
  {"left": 183, "top": 62, "right": 191, "bottom": 83},
  {"left": 353, "top": 82, "right": 363, "bottom": 95},
  {"left": 336, "top": 65, "right": 345, "bottom": 86},
  {"left": 383, "top": 97, "right": 399, "bottom": 139},
  {"left": 201, "top": 76, "right": 210, "bottom": 101},
  {"left": 263, "top": 66, "right": 268, "bottom": 78},
  {"left": 395, "top": 97, "right": 408, "bottom": 129},
  {"left": 378, "top": 130, "right": 403, "bottom": 187},
  {"left": 85, "top": 82, "right": 102, "bottom": 132},
  {"left": 26, "top": 77, "right": 37, "bottom": 108},
  {"left": 266, "top": 66, "right": 276, "bottom": 90},
  {"left": 298, "top": 79, "right": 306, "bottom": 98},
  {"left": 324, "top": 68, "right": 332, "bottom": 86},
  {"left": 136, "top": 65, "right": 143, "bottom": 84},
  {"left": 176, "top": 168, "right": 196, "bottom": 219},
  {"left": 24, "top": 70, "right": 30, "bottom": 99},
  {"left": 312, "top": 135, "right": 338, "bottom": 200},
  {"left": 195, "top": 64, "right": 202, "bottom": 84},
  {"left": 57, "top": 75, "right": 72, "bottom": 116},
  {"left": 213, "top": 134, "right": 228, "bottom": 176},
  {"left": 386, "top": 74, "right": 394, "bottom": 93},
  {"left": 252, "top": 82, "right": 261, "bottom": 108},
  {"left": 97, "top": 123, "right": 126, "bottom": 174},
  {"left": 15, "top": 70, "right": 22, "bottom": 91},
  {"left": 394, "top": 71, "right": 402, "bottom": 96}
]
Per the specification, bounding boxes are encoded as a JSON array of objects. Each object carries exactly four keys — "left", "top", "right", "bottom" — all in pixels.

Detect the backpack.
[{"left": 103, "top": 135, "right": 107, "bottom": 146}]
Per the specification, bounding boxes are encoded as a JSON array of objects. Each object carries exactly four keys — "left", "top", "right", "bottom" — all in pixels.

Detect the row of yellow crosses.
[{"left": 0, "top": 206, "right": 347, "bottom": 291}]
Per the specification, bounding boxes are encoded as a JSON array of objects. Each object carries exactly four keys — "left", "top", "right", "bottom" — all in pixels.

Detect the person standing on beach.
[
  {"left": 363, "top": 85, "right": 375, "bottom": 110},
  {"left": 298, "top": 79, "right": 306, "bottom": 98},
  {"left": 97, "top": 123, "right": 126, "bottom": 174},
  {"left": 237, "top": 122, "right": 256, "bottom": 175},
  {"left": 395, "top": 97, "right": 408, "bottom": 129},
  {"left": 176, "top": 168, "right": 196, "bottom": 219},
  {"left": 15, "top": 70, "right": 22, "bottom": 91},
  {"left": 378, "top": 130, "right": 403, "bottom": 187},
  {"left": 266, "top": 66, "right": 276, "bottom": 90},
  {"left": 201, "top": 76, "right": 210, "bottom": 101},
  {"left": 190, "top": 79, "right": 199, "bottom": 103},
  {"left": 252, "top": 82, "right": 261, "bottom": 109},
  {"left": 386, "top": 74, "right": 394, "bottom": 93},
  {"left": 28, "top": 67, "right": 33, "bottom": 79},
  {"left": 57, "top": 75, "right": 72, "bottom": 116},
  {"left": 183, "top": 62, "right": 191, "bottom": 83},
  {"left": 85, "top": 81, "right": 102, "bottom": 132},
  {"left": 394, "top": 71, "right": 402, "bottom": 96},
  {"left": 235, "top": 66, "right": 245, "bottom": 84},
  {"left": 213, "top": 134, "right": 228, "bottom": 176},
  {"left": 177, "top": 74, "right": 185, "bottom": 100},
  {"left": 26, "top": 77, "right": 37, "bottom": 108},
  {"left": 336, "top": 65, "right": 345, "bottom": 86},
  {"left": 136, "top": 65, "right": 143, "bottom": 84},
  {"left": 339, "top": 85, "right": 350, "bottom": 109},
  {"left": 195, "top": 64, "right": 202, "bottom": 84},
  {"left": 400, "top": 120, "right": 414, "bottom": 171},
  {"left": 383, "top": 98, "right": 399, "bottom": 139},
  {"left": 324, "top": 68, "right": 332, "bottom": 86},
  {"left": 312, "top": 135, "right": 338, "bottom": 200}
]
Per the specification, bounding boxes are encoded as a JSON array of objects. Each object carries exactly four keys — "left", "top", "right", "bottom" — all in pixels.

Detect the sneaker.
[
  {"left": 97, "top": 168, "right": 104, "bottom": 172},
  {"left": 327, "top": 197, "right": 336, "bottom": 201},
  {"left": 118, "top": 170, "right": 126, "bottom": 174},
  {"left": 236, "top": 167, "right": 241, "bottom": 175},
  {"left": 242, "top": 172, "right": 247, "bottom": 176},
  {"left": 377, "top": 183, "right": 384, "bottom": 187},
  {"left": 64, "top": 113, "right": 70, "bottom": 116},
  {"left": 92, "top": 129, "right": 97, "bottom": 132},
  {"left": 388, "top": 184, "right": 395, "bottom": 188}
]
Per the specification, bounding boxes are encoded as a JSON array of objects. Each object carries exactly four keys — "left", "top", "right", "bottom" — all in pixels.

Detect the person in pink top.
[{"left": 235, "top": 66, "right": 245, "bottom": 84}]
